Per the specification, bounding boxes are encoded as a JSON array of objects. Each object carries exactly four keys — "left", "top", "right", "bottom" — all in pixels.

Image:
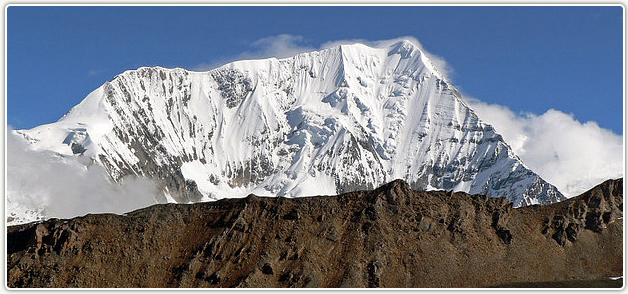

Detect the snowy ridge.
[{"left": 14, "top": 40, "right": 565, "bottom": 217}]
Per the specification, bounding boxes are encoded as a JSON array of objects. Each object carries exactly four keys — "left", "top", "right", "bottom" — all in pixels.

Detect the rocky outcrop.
[
  {"left": 6, "top": 179, "right": 622, "bottom": 288},
  {"left": 539, "top": 178, "right": 623, "bottom": 246}
]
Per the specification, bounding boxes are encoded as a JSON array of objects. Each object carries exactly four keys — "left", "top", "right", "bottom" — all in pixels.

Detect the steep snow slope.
[{"left": 14, "top": 40, "right": 565, "bottom": 216}]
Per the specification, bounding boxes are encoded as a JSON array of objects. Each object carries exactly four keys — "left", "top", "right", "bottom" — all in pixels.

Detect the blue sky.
[{"left": 6, "top": 5, "right": 624, "bottom": 135}]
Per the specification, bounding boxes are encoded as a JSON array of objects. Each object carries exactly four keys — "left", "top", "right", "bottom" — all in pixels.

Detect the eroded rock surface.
[{"left": 7, "top": 179, "right": 623, "bottom": 288}]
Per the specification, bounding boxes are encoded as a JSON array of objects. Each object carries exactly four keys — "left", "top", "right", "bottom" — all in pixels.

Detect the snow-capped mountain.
[{"left": 14, "top": 40, "right": 565, "bottom": 212}]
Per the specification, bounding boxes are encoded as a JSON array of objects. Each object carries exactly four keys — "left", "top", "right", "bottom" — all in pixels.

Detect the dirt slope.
[{"left": 6, "top": 178, "right": 623, "bottom": 288}]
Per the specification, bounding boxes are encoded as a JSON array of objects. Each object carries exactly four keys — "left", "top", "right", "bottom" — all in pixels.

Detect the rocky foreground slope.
[{"left": 6, "top": 178, "right": 623, "bottom": 288}]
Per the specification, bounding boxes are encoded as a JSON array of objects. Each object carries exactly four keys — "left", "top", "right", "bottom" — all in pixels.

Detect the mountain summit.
[{"left": 14, "top": 39, "right": 565, "bottom": 213}]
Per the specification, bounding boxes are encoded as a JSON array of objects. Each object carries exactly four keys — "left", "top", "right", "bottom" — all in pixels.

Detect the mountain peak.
[{"left": 10, "top": 39, "right": 565, "bottom": 224}]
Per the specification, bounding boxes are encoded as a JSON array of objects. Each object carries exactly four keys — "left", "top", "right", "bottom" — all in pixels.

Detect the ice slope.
[{"left": 14, "top": 40, "right": 565, "bottom": 213}]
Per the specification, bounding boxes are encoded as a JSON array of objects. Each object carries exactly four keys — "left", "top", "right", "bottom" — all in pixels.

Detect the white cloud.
[
  {"left": 88, "top": 69, "right": 102, "bottom": 76},
  {"left": 6, "top": 126, "right": 162, "bottom": 224},
  {"left": 464, "top": 97, "right": 624, "bottom": 197}
]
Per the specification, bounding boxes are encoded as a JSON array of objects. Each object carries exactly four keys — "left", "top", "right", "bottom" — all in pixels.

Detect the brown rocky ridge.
[{"left": 6, "top": 178, "right": 623, "bottom": 288}]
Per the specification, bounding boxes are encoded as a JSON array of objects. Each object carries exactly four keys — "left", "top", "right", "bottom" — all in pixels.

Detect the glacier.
[{"left": 10, "top": 39, "right": 566, "bottom": 224}]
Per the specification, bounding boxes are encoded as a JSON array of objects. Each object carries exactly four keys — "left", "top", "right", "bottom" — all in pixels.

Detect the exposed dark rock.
[
  {"left": 211, "top": 68, "right": 253, "bottom": 109},
  {"left": 6, "top": 179, "right": 623, "bottom": 288},
  {"left": 540, "top": 178, "right": 623, "bottom": 246},
  {"left": 261, "top": 263, "right": 274, "bottom": 275}
]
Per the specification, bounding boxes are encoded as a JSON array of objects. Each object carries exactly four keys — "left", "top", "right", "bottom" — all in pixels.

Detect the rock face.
[
  {"left": 6, "top": 178, "right": 622, "bottom": 288},
  {"left": 14, "top": 40, "right": 563, "bottom": 212}
]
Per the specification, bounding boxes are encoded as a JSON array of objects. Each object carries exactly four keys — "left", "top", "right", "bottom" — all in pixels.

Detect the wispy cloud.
[
  {"left": 192, "top": 62, "right": 224, "bottom": 72},
  {"left": 245, "top": 34, "right": 316, "bottom": 59},
  {"left": 193, "top": 34, "right": 316, "bottom": 71},
  {"left": 88, "top": 69, "right": 103, "bottom": 76},
  {"left": 6, "top": 126, "right": 162, "bottom": 224}
]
